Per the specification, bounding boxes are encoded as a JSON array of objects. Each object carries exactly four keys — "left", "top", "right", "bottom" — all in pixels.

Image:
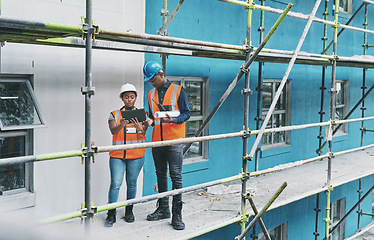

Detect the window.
[
  {"left": 169, "top": 76, "right": 209, "bottom": 164},
  {"left": 330, "top": 198, "right": 346, "bottom": 240},
  {"left": 335, "top": 80, "right": 349, "bottom": 134},
  {"left": 261, "top": 79, "right": 291, "bottom": 149},
  {"left": 338, "top": 0, "right": 352, "bottom": 13},
  {"left": 0, "top": 76, "right": 45, "bottom": 130},
  {"left": 0, "top": 131, "right": 33, "bottom": 195},
  {"left": 258, "top": 222, "right": 288, "bottom": 240},
  {"left": 0, "top": 75, "right": 36, "bottom": 198}
]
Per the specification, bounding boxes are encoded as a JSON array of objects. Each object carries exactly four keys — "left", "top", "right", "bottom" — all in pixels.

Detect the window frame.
[
  {"left": 338, "top": 0, "right": 352, "bottom": 14},
  {"left": 261, "top": 79, "right": 292, "bottom": 150},
  {"left": 0, "top": 130, "right": 34, "bottom": 196},
  {"left": 168, "top": 76, "right": 209, "bottom": 165},
  {"left": 0, "top": 74, "right": 35, "bottom": 211},
  {"left": 334, "top": 80, "right": 349, "bottom": 135},
  {"left": 0, "top": 74, "right": 46, "bottom": 131},
  {"left": 258, "top": 222, "right": 288, "bottom": 240}
]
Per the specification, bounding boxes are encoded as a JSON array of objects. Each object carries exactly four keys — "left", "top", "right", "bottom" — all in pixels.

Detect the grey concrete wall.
[{"left": 0, "top": 0, "right": 145, "bottom": 220}]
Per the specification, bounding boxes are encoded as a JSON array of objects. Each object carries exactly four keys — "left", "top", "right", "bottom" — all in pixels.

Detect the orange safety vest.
[
  {"left": 109, "top": 108, "right": 146, "bottom": 159},
  {"left": 148, "top": 83, "right": 186, "bottom": 142}
]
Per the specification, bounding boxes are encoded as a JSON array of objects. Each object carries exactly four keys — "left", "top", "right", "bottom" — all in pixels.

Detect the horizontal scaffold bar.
[
  {"left": 1, "top": 116, "right": 374, "bottom": 167},
  {"left": 40, "top": 142, "right": 374, "bottom": 225},
  {"left": 218, "top": 0, "right": 374, "bottom": 35},
  {"left": 2, "top": 19, "right": 374, "bottom": 67},
  {"left": 41, "top": 173, "right": 243, "bottom": 224}
]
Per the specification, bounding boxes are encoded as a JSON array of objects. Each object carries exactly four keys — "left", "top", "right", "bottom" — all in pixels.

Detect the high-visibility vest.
[
  {"left": 109, "top": 108, "right": 146, "bottom": 159},
  {"left": 148, "top": 83, "right": 186, "bottom": 142}
]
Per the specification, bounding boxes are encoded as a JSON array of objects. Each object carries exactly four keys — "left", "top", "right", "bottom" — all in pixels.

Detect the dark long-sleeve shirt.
[{"left": 148, "top": 80, "right": 190, "bottom": 124}]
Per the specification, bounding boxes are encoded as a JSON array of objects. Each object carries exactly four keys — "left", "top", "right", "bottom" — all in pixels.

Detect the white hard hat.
[{"left": 119, "top": 83, "right": 137, "bottom": 98}]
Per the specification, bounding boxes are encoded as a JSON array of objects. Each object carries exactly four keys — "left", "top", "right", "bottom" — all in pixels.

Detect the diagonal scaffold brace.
[
  {"left": 235, "top": 182, "right": 288, "bottom": 240},
  {"left": 244, "top": 193, "right": 271, "bottom": 240},
  {"left": 183, "top": 2, "right": 293, "bottom": 155}
]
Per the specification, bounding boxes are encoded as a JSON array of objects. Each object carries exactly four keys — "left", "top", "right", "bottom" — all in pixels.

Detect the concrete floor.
[{"left": 30, "top": 146, "right": 374, "bottom": 240}]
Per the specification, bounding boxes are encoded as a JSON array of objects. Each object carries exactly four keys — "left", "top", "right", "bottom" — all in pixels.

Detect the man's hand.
[{"left": 161, "top": 114, "right": 173, "bottom": 123}]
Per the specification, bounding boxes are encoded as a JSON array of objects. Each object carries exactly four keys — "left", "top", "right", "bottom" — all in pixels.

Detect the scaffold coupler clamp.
[
  {"left": 242, "top": 191, "right": 253, "bottom": 200},
  {"left": 241, "top": 87, "right": 252, "bottom": 96},
  {"left": 323, "top": 217, "right": 332, "bottom": 224},
  {"left": 81, "top": 17, "right": 99, "bottom": 41},
  {"left": 242, "top": 128, "right": 251, "bottom": 139},
  {"left": 242, "top": 154, "right": 252, "bottom": 161},
  {"left": 240, "top": 64, "right": 250, "bottom": 74},
  {"left": 81, "top": 142, "right": 96, "bottom": 164},
  {"left": 244, "top": 0, "right": 255, "bottom": 10},
  {"left": 80, "top": 202, "right": 98, "bottom": 223},
  {"left": 81, "top": 86, "right": 96, "bottom": 96}
]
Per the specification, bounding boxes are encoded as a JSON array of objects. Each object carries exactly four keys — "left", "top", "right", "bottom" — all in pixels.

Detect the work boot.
[
  {"left": 124, "top": 205, "right": 135, "bottom": 223},
  {"left": 104, "top": 209, "right": 116, "bottom": 227},
  {"left": 171, "top": 201, "right": 185, "bottom": 230},
  {"left": 147, "top": 198, "right": 170, "bottom": 221}
]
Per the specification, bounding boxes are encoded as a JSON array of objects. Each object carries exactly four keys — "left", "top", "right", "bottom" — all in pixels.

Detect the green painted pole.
[
  {"left": 41, "top": 211, "right": 82, "bottom": 225},
  {"left": 0, "top": 150, "right": 83, "bottom": 167},
  {"left": 321, "top": 2, "right": 366, "bottom": 54}
]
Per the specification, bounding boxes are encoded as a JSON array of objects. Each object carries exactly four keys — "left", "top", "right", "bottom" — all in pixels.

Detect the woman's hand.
[
  {"left": 120, "top": 118, "right": 129, "bottom": 126},
  {"left": 130, "top": 117, "right": 143, "bottom": 132},
  {"left": 144, "top": 117, "right": 153, "bottom": 126}
]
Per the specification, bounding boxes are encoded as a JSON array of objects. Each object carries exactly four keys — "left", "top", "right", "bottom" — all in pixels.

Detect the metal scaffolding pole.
[
  {"left": 325, "top": 1, "right": 339, "bottom": 238},
  {"left": 42, "top": 173, "right": 243, "bottom": 224},
  {"left": 357, "top": 179, "right": 363, "bottom": 231},
  {"left": 361, "top": 3, "right": 369, "bottom": 147},
  {"left": 248, "top": 197, "right": 271, "bottom": 240},
  {"left": 158, "top": 0, "right": 185, "bottom": 36},
  {"left": 36, "top": 139, "right": 374, "bottom": 225},
  {"left": 83, "top": 0, "right": 94, "bottom": 230},
  {"left": 254, "top": 0, "right": 266, "bottom": 172},
  {"left": 235, "top": 182, "right": 288, "bottom": 240},
  {"left": 247, "top": 0, "right": 322, "bottom": 160},
  {"left": 241, "top": 0, "right": 253, "bottom": 234},
  {"left": 322, "top": 2, "right": 366, "bottom": 54},
  {"left": 1, "top": 116, "right": 373, "bottom": 168},
  {"left": 324, "top": 184, "right": 374, "bottom": 240},
  {"left": 318, "top": 0, "right": 329, "bottom": 158},
  {"left": 316, "top": 82, "right": 374, "bottom": 154}
]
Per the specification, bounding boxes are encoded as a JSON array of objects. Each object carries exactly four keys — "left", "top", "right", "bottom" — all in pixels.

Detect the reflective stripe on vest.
[
  {"left": 148, "top": 83, "right": 186, "bottom": 142},
  {"left": 109, "top": 109, "right": 146, "bottom": 159}
]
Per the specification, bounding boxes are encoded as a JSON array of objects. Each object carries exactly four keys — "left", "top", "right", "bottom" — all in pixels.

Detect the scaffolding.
[{"left": 1, "top": 0, "right": 374, "bottom": 239}]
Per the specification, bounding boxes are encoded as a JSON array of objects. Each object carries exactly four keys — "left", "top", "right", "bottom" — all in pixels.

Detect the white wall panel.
[{"left": 0, "top": 0, "right": 145, "bottom": 219}]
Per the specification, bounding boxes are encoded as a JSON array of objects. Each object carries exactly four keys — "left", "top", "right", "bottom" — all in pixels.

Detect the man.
[{"left": 143, "top": 61, "right": 190, "bottom": 230}]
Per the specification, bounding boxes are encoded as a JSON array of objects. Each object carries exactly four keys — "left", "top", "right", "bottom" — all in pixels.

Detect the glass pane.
[
  {"left": 274, "top": 113, "right": 285, "bottom": 128},
  {"left": 275, "top": 82, "right": 285, "bottom": 110},
  {"left": 0, "top": 81, "right": 42, "bottom": 128},
  {"left": 261, "top": 115, "right": 272, "bottom": 146},
  {"left": 184, "top": 120, "right": 202, "bottom": 158},
  {"left": 335, "top": 82, "right": 344, "bottom": 106},
  {"left": 259, "top": 225, "right": 282, "bottom": 240},
  {"left": 262, "top": 82, "right": 272, "bottom": 110},
  {"left": 331, "top": 201, "right": 341, "bottom": 240},
  {"left": 335, "top": 107, "right": 343, "bottom": 120},
  {"left": 185, "top": 81, "right": 202, "bottom": 116},
  {"left": 274, "top": 131, "right": 285, "bottom": 144},
  {"left": 339, "top": 0, "right": 348, "bottom": 11},
  {"left": 0, "top": 135, "right": 26, "bottom": 192}
]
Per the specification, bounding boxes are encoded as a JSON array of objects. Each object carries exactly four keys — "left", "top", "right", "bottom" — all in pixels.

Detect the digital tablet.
[{"left": 121, "top": 109, "right": 146, "bottom": 122}]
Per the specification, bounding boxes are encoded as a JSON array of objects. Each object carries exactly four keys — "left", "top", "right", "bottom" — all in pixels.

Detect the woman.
[{"left": 105, "top": 83, "right": 148, "bottom": 227}]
